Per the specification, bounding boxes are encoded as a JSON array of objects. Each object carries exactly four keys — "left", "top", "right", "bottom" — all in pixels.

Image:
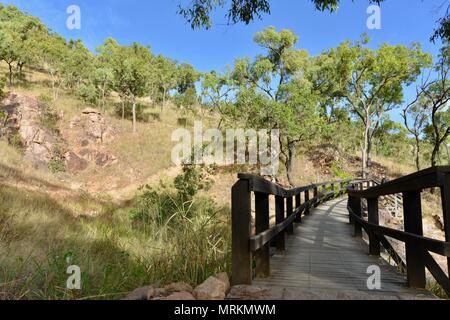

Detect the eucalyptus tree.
[
  {"left": 403, "top": 98, "right": 429, "bottom": 171},
  {"left": 0, "top": 4, "right": 48, "bottom": 84},
  {"left": 154, "top": 55, "right": 178, "bottom": 108},
  {"left": 62, "top": 39, "right": 94, "bottom": 92},
  {"left": 230, "top": 27, "right": 324, "bottom": 185},
  {"left": 97, "top": 39, "right": 152, "bottom": 134},
  {"left": 421, "top": 46, "right": 450, "bottom": 168},
  {"left": 37, "top": 34, "right": 69, "bottom": 103},
  {"left": 201, "top": 70, "right": 237, "bottom": 127},
  {"left": 178, "top": 0, "right": 383, "bottom": 29},
  {"left": 324, "top": 39, "right": 431, "bottom": 177},
  {"left": 178, "top": 0, "right": 448, "bottom": 42}
]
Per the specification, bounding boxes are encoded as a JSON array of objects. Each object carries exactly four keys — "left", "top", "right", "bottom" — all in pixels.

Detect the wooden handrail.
[
  {"left": 232, "top": 175, "right": 352, "bottom": 285},
  {"left": 347, "top": 166, "right": 450, "bottom": 296},
  {"left": 349, "top": 166, "right": 450, "bottom": 198}
]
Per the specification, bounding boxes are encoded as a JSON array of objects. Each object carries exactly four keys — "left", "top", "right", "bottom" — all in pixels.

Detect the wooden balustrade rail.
[
  {"left": 348, "top": 166, "right": 450, "bottom": 296},
  {"left": 231, "top": 175, "right": 352, "bottom": 285}
]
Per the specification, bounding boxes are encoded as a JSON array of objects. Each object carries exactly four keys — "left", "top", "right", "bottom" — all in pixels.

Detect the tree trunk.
[
  {"left": 361, "top": 124, "right": 370, "bottom": 179},
  {"left": 430, "top": 143, "right": 440, "bottom": 194},
  {"left": 132, "top": 101, "right": 137, "bottom": 134},
  {"left": 285, "top": 140, "right": 296, "bottom": 187},
  {"left": 121, "top": 101, "right": 125, "bottom": 120},
  {"left": 161, "top": 89, "right": 166, "bottom": 112},
  {"left": 431, "top": 143, "right": 440, "bottom": 168},
  {"left": 8, "top": 63, "right": 13, "bottom": 86},
  {"left": 415, "top": 136, "right": 421, "bottom": 171}
]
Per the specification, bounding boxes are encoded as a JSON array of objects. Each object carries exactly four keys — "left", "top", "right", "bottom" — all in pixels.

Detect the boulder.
[
  {"left": 194, "top": 276, "right": 227, "bottom": 300},
  {"left": 163, "top": 291, "right": 196, "bottom": 301},
  {"left": 164, "top": 282, "right": 193, "bottom": 294},
  {"left": 123, "top": 286, "right": 154, "bottom": 300},
  {"left": 65, "top": 151, "right": 89, "bottom": 173},
  {"left": 78, "top": 108, "right": 115, "bottom": 144},
  {"left": 214, "top": 273, "right": 230, "bottom": 294}
]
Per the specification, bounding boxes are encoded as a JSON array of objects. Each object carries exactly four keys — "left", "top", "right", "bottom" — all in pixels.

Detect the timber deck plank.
[{"left": 252, "top": 198, "right": 437, "bottom": 299}]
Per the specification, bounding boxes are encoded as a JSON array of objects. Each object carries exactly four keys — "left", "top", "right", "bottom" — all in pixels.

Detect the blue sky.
[{"left": 2, "top": 0, "right": 448, "bottom": 120}]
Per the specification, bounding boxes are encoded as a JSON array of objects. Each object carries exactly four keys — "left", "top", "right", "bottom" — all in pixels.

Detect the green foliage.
[
  {"left": 174, "top": 164, "right": 213, "bottom": 202},
  {"left": 0, "top": 77, "right": 6, "bottom": 99},
  {"left": 9, "top": 131, "right": 23, "bottom": 150},
  {"left": 229, "top": 27, "right": 325, "bottom": 183},
  {"left": 37, "top": 94, "right": 59, "bottom": 133},
  {"left": 330, "top": 162, "right": 353, "bottom": 180},
  {"left": 131, "top": 165, "right": 213, "bottom": 225},
  {"left": 48, "top": 144, "right": 66, "bottom": 173},
  {"left": 177, "top": 0, "right": 385, "bottom": 29}
]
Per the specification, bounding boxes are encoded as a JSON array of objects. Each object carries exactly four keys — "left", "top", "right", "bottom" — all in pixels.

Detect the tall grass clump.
[
  {"left": 129, "top": 164, "right": 230, "bottom": 285},
  {"left": 0, "top": 163, "right": 230, "bottom": 300}
]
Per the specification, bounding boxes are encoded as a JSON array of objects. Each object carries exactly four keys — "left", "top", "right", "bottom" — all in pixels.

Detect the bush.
[
  {"left": 331, "top": 162, "right": 353, "bottom": 180},
  {"left": 38, "top": 94, "right": 60, "bottom": 133},
  {"left": 127, "top": 164, "right": 230, "bottom": 286},
  {"left": 130, "top": 165, "right": 213, "bottom": 225},
  {"left": 0, "top": 77, "right": 6, "bottom": 100},
  {"left": 9, "top": 131, "right": 23, "bottom": 150},
  {"left": 48, "top": 144, "right": 66, "bottom": 173}
]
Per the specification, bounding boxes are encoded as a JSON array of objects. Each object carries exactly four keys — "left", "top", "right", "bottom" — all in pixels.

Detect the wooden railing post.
[
  {"left": 441, "top": 173, "right": 450, "bottom": 276},
  {"left": 403, "top": 191, "right": 426, "bottom": 289},
  {"left": 305, "top": 190, "right": 310, "bottom": 215},
  {"left": 255, "top": 192, "right": 270, "bottom": 278},
  {"left": 232, "top": 179, "right": 252, "bottom": 285},
  {"left": 275, "top": 195, "right": 285, "bottom": 252},
  {"left": 368, "top": 197, "right": 380, "bottom": 256},
  {"left": 286, "top": 197, "right": 294, "bottom": 235},
  {"left": 313, "top": 187, "right": 318, "bottom": 207},
  {"left": 295, "top": 193, "right": 302, "bottom": 223}
]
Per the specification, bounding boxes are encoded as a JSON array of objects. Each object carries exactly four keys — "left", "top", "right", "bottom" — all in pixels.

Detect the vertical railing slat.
[
  {"left": 403, "top": 191, "right": 426, "bottom": 289},
  {"left": 295, "top": 193, "right": 302, "bottom": 223},
  {"left": 231, "top": 179, "right": 252, "bottom": 285}
]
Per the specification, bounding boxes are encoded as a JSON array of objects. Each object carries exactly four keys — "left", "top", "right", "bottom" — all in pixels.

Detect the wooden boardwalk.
[{"left": 252, "top": 198, "right": 436, "bottom": 300}]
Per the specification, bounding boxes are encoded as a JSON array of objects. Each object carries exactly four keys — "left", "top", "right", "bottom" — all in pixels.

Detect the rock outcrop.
[
  {"left": 66, "top": 108, "right": 117, "bottom": 173},
  {"left": 0, "top": 93, "right": 64, "bottom": 169},
  {"left": 0, "top": 93, "right": 118, "bottom": 173}
]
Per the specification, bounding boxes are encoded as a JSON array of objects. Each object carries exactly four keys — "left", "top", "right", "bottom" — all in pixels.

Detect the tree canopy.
[{"left": 178, "top": 0, "right": 449, "bottom": 43}]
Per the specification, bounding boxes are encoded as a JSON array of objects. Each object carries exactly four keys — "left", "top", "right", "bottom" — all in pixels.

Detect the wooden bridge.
[{"left": 231, "top": 167, "right": 450, "bottom": 299}]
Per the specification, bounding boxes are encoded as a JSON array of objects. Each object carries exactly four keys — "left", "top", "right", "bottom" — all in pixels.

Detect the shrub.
[
  {"left": 130, "top": 164, "right": 214, "bottom": 225},
  {"left": 9, "top": 131, "right": 23, "bottom": 150},
  {"left": 0, "top": 77, "right": 6, "bottom": 100},
  {"left": 38, "top": 94, "right": 60, "bottom": 133},
  {"left": 331, "top": 162, "right": 353, "bottom": 180},
  {"left": 48, "top": 144, "right": 66, "bottom": 173}
]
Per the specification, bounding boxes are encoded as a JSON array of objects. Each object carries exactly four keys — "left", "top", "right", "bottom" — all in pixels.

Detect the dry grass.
[{"left": 0, "top": 142, "right": 230, "bottom": 300}]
